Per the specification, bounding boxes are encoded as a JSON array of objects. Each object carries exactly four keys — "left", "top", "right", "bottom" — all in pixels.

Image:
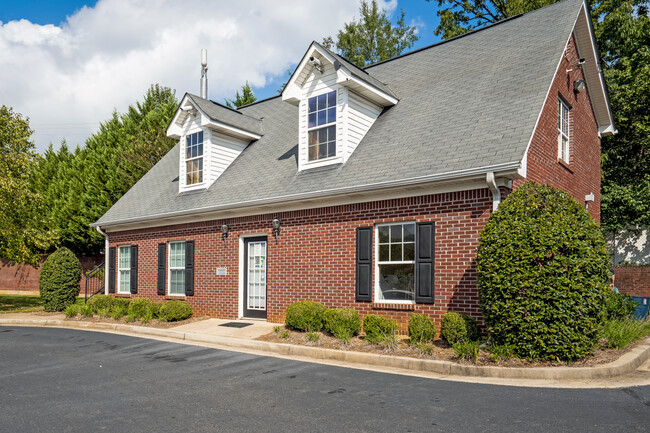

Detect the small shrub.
[
  {"left": 273, "top": 325, "right": 283, "bottom": 334},
  {"left": 64, "top": 304, "right": 79, "bottom": 318},
  {"left": 363, "top": 314, "right": 398, "bottom": 344},
  {"left": 306, "top": 331, "right": 320, "bottom": 343},
  {"left": 39, "top": 247, "right": 82, "bottom": 312},
  {"left": 110, "top": 298, "right": 130, "bottom": 311},
  {"left": 80, "top": 305, "right": 93, "bottom": 317},
  {"left": 87, "top": 295, "right": 113, "bottom": 314},
  {"left": 603, "top": 318, "right": 650, "bottom": 349},
  {"left": 158, "top": 300, "right": 193, "bottom": 322},
  {"left": 128, "top": 298, "right": 155, "bottom": 319},
  {"left": 440, "top": 312, "right": 479, "bottom": 345},
  {"left": 285, "top": 301, "right": 326, "bottom": 332},
  {"left": 487, "top": 343, "right": 516, "bottom": 362},
  {"left": 141, "top": 310, "right": 154, "bottom": 324},
  {"left": 124, "top": 314, "right": 136, "bottom": 323},
  {"left": 323, "top": 308, "right": 361, "bottom": 342},
  {"left": 278, "top": 330, "right": 290, "bottom": 339},
  {"left": 604, "top": 290, "right": 638, "bottom": 320},
  {"left": 111, "top": 305, "right": 128, "bottom": 320},
  {"left": 408, "top": 313, "right": 436, "bottom": 344},
  {"left": 453, "top": 340, "right": 480, "bottom": 361},
  {"left": 412, "top": 342, "right": 434, "bottom": 356},
  {"left": 98, "top": 307, "right": 111, "bottom": 318}
]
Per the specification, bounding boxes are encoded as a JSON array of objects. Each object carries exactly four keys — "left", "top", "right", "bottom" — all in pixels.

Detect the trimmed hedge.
[
  {"left": 440, "top": 312, "right": 478, "bottom": 345},
  {"left": 87, "top": 294, "right": 113, "bottom": 313},
  {"left": 363, "top": 314, "right": 398, "bottom": 344},
  {"left": 128, "top": 298, "right": 157, "bottom": 319},
  {"left": 39, "top": 248, "right": 82, "bottom": 312},
  {"left": 158, "top": 300, "right": 193, "bottom": 322},
  {"left": 477, "top": 182, "right": 611, "bottom": 361},
  {"left": 408, "top": 313, "right": 436, "bottom": 344},
  {"left": 323, "top": 308, "right": 361, "bottom": 341},
  {"left": 285, "top": 301, "right": 326, "bottom": 332}
]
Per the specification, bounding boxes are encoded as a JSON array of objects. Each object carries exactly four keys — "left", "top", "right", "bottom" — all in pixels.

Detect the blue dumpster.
[{"left": 630, "top": 296, "right": 650, "bottom": 320}]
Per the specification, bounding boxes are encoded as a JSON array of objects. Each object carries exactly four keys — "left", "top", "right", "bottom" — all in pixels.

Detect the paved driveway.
[{"left": 0, "top": 326, "right": 648, "bottom": 432}]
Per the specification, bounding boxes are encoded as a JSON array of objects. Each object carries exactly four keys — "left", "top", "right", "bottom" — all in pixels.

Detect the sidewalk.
[{"left": 1, "top": 312, "right": 649, "bottom": 389}]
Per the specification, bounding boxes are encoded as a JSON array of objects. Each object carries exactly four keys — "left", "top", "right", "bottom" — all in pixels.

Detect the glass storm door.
[{"left": 243, "top": 237, "right": 267, "bottom": 319}]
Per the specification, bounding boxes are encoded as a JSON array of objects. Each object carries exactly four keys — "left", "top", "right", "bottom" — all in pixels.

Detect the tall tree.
[
  {"left": 322, "top": 0, "right": 418, "bottom": 68},
  {"left": 225, "top": 82, "right": 257, "bottom": 108},
  {"left": 0, "top": 106, "right": 55, "bottom": 265}
]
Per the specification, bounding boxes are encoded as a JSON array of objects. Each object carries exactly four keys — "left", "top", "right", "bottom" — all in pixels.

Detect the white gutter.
[
  {"left": 95, "top": 226, "right": 109, "bottom": 295},
  {"left": 486, "top": 172, "right": 501, "bottom": 212}
]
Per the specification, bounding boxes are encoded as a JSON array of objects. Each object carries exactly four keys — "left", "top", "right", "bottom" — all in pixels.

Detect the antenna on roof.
[{"left": 200, "top": 49, "right": 208, "bottom": 99}]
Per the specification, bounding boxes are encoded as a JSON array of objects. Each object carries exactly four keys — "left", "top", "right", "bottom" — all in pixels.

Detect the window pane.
[
  {"left": 379, "top": 244, "right": 389, "bottom": 261},
  {"left": 319, "top": 142, "right": 327, "bottom": 159},
  {"left": 327, "top": 141, "right": 335, "bottom": 158},
  {"left": 404, "top": 243, "right": 415, "bottom": 261},
  {"left": 378, "top": 226, "right": 389, "bottom": 243},
  {"left": 119, "top": 246, "right": 130, "bottom": 269},
  {"left": 327, "top": 91, "right": 336, "bottom": 106},
  {"left": 317, "top": 109, "right": 326, "bottom": 126},
  {"left": 390, "top": 225, "right": 402, "bottom": 242},
  {"left": 378, "top": 263, "right": 414, "bottom": 301},
  {"left": 403, "top": 224, "right": 415, "bottom": 242},
  {"left": 308, "top": 144, "right": 318, "bottom": 161},
  {"left": 317, "top": 94, "right": 326, "bottom": 110},
  {"left": 327, "top": 107, "right": 336, "bottom": 124},
  {"left": 119, "top": 270, "right": 130, "bottom": 292},
  {"left": 391, "top": 244, "right": 402, "bottom": 261},
  {"left": 308, "top": 97, "right": 317, "bottom": 112},
  {"left": 170, "top": 270, "right": 185, "bottom": 294},
  {"left": 308, "top": 112, "right": 317, "bottom": 128}
]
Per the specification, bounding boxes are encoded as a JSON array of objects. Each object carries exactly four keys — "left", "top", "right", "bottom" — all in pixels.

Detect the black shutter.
[
  {"left": 185, "top": 241, "right": 194, "bottom": 296},
  {"left": 130, "top": 245, "right": 138, "bottom": 294},
  {"left": 355, "top": 227, "right": 372, "bottom": 302},
  {"left": 157, "top": 243, "right": 166, "bottom": 295},
  {"left": 108, "top": 247, "right": 116, "bottom": 293},
  {"left": 415, "top": 222, "right": 435, "bottom": 304}
]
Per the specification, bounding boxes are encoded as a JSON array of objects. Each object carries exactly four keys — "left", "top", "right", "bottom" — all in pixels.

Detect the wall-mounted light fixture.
[
  {"left": 573, "top": 79, "right": 586, "bottom": 94},
  {"left": 221, "top": 223, "right": 229, "bottom": 244},
  {"left": 272, "top": 218, "right": 281, "bottom": 241},
  {"left": 585, "top": 193, "right": 595, "bottom": 211}
]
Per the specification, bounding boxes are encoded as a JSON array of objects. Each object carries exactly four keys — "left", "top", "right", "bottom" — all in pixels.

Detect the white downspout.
[
  {"left": 486, "top": 172, "right": 501, "bottom": 212},
  {"left": 96, "top": 226, "right": 109, "bottom": 295}
]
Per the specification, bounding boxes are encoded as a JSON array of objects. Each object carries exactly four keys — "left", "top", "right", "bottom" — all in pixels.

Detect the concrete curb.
[{"left": 2, "top": 317, "right": 649, "bottom": 382}]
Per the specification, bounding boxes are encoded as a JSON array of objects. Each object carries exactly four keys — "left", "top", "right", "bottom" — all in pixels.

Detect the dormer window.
[
  {"left": 307, "top": 91, "right": 337, "bottom": 161},
  {"left": 186, "top": 131, "right": 204, "bottom": 185}
]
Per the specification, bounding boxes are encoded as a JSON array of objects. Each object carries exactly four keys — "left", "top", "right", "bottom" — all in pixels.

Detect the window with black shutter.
[
  {"left": 130, "top": 245, "right": 138, "bottom": 294},
  {"left": 355, "top": 227, "right": 372, "bottom": 301},
  {"left": 157, "top": 243, "right": 166, "bottom": 295},
  {"left": 108, "top": 247, "right": 116, "bottom": 293}
]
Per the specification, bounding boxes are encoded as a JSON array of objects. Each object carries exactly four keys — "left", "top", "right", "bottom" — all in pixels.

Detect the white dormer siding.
[
  {"left": 347, "top": 91, "right": 383, "bottom": 158},
  {"left": 209, "top": 131, "right": 248, "bottom": 182}
]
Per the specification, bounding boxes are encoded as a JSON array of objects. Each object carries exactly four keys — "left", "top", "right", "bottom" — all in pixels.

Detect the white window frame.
[
  {"left": 117, "top": 245, "right": 131, "bottom": 294},
  {"left": 185, "top": 131, "right": 204, "bottom": 186},
  {"left": 307, "top": 90, "right": 337, "bottom": 162},
  {"left": 558, "top": 98, "right": 570, "bottom": 163},
  {"left": 374, "top": 222, "right": 416, "bottom": 304},
  {"left": 168, "top": 241, "right": 186, "bottom": 296}
]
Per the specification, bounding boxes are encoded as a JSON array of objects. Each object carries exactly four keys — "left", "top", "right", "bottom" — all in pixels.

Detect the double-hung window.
[
  {"left": 558, "top": 98, "right": 570, "bottom": 163},
  {"left": 186, "top": 131, "right": 204, "bottom": 185},
  {"left": 117, "top": 245, "right": 131, "bottom": 294},
  {"left": 307, "top": 90, "right": 336, "bottom": 161},
  {"left": 169, "top": 241, "right": 186, "bottom": 295},
  {"left": 376, "top": 223, "right": 416, "bottom": 302}
]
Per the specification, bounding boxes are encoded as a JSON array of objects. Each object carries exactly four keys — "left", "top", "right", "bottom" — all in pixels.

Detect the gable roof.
[{"left": 94, "top": 0, "right": 603, "bottom": 229}]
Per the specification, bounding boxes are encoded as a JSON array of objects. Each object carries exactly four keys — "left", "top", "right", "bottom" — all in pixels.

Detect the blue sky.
[{"left": 1, "top": 0, "right": 442, "bottom": 151}]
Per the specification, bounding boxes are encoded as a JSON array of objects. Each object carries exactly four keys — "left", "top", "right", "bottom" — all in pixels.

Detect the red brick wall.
[
  {"left": 614, "top": 266, "right": 650, "bottom": 298},
  {"left": 0, "top": 256, "right": 103, "bottom": 294},
  {"left": 514, "top": 35, "right": 601, "bottom": 222},
  {"left": 108, "top": 188, "right": 494, "bottom": 330}
]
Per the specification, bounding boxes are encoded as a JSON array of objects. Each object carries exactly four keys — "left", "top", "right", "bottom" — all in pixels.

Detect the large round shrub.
[
  {"left": 477, "top": 182, "right": 610, "bottom": 360},
  {"left": 158, "top": 300, "right": 193, "bottom": 322},
  {"left": 39, "top": 248, "right": 82, "bottom": 312},
  {"left": 440, "top": 312, "right": 479, "bottom": 345},
  {"left": 285, "top": 301, "right": 326, "bottom": 332}
]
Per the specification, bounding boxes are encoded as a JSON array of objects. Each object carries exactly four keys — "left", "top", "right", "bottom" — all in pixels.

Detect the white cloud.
[{"left": 0, "top": 0, "right": 361, "bottom": 152}]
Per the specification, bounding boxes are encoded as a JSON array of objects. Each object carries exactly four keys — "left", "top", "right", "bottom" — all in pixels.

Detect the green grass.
[
  {"left": 0, "top": 294, "right": 85, "bottom": 314},
  {"left": 602, "top": 318, "right": 650, "bottom": 349}
]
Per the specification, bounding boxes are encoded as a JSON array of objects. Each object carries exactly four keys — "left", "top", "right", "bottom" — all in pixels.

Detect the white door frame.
[{"left": 238, "top": 233, "right": 268, "bottom": 319}]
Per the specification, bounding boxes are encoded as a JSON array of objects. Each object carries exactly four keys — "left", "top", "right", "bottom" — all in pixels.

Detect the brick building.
[{"left": 93, "top": 0, "right": 615, "bottom": 328}]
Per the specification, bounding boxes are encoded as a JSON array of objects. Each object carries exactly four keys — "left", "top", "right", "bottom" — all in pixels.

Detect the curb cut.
[{"left": 2, "top": 318, "right": 649, "bottom": 382}]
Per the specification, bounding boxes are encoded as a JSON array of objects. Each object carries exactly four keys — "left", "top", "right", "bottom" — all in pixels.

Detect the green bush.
[
  {"left": 453, "top": 340, "right": 480, "bottom": 361},
  {"left": 128, "top": 298, "right": 156, "bottom": 319},
  {"left": 111, "top": 304, "right": 128, "bottom": 320},
  {"left": 285, "top": 301, "right": 326, "bottom": 332},
  {"left": 323, "top": 308, "right": 361, "bottom": 342},
  {"left": 477, "top": 182, "right": 611, "bottom": 361},
  {"left": 440, "top": 312, "right": 479, "bottom": 345},
  {"left": 604, "top": 290, "right": 638, "bottom": 320},
  {"left": 408, "top": 313, "right": 436, "bottom": 344},
  {"left": 87, "top": 295, "right": 113, "bottom": 313},
  {"left": 80, "top": 305, "right": 93, "bottom": 317},
  {"left": 363, "top": 314, "right": 398, "bottom": 344},
  {"left": 158, "top": 300, "right": 193, "bottom": 322},
  {"left": 141, "top": 309, "right": 154, "bottom": 324},
  {"left": 64, "top": 304, "right": 79, "bottom": 318},
  {"left": 602, "top": 318, "right": 650, "bottom": 349},
  {"left": 487, "top": 343, "right": 516, "bottom": 362},
  {"left": 111, "top": 298, "right": 130, "bottom": 311},
  {"left": 39, "top": 248, "right": 82, "bottom": 312},
  {"left": 124, "top": 314, "right": 136, "bottom": 323}
]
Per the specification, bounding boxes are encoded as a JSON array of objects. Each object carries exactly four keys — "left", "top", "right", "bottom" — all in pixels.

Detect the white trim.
[
  {"left": 558, "top": 98, "right": 570, "bottom": 163},
  {"left": 167, "top": 241, "right": 186, "bottom": 296},
  {"left": 374, "top": 222, "right": 416, "bottom": 304},
  {"left": 117, "top": 245, "right": 131, "bottom": 294},
  {"left": 238, "top": 233, "right": 268, "bottom": 319}
]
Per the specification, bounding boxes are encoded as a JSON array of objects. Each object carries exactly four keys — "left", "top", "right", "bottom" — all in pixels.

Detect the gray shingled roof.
[
  {"left": 95, "top": 0, "right": 582, "bottom": 227},
  {"left": 186, "top": 94, "right": 263, "bottom": 136}
]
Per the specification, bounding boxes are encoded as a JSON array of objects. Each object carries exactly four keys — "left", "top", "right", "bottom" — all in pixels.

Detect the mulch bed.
[
  {"left": 257, "top": 328, "right": 641, "bottom": 368},
  {"left": 35, "top": 311, "right": 207, "bottom": 329}
]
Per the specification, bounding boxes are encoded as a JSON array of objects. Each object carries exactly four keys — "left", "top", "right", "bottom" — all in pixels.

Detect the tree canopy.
[
  {"left": 225, "top": 81, "right": 257, "bottom": 108},
  {"left": 322, "top": 0, "right": 418, "bottom": 68}
]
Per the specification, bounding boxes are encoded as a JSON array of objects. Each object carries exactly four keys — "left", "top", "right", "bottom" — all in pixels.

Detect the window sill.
[
  {"left": 165, "top": 295, "right": 186, "bottom": 300},
  {"left": 114, "top": 293, "right": 132, "bottom": 298},
  {"left": 372, "top": 302, "right": 415, "bottom": 311},
  {"left": 557, "top": 158, "right": 573, "bottom": 173}
]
